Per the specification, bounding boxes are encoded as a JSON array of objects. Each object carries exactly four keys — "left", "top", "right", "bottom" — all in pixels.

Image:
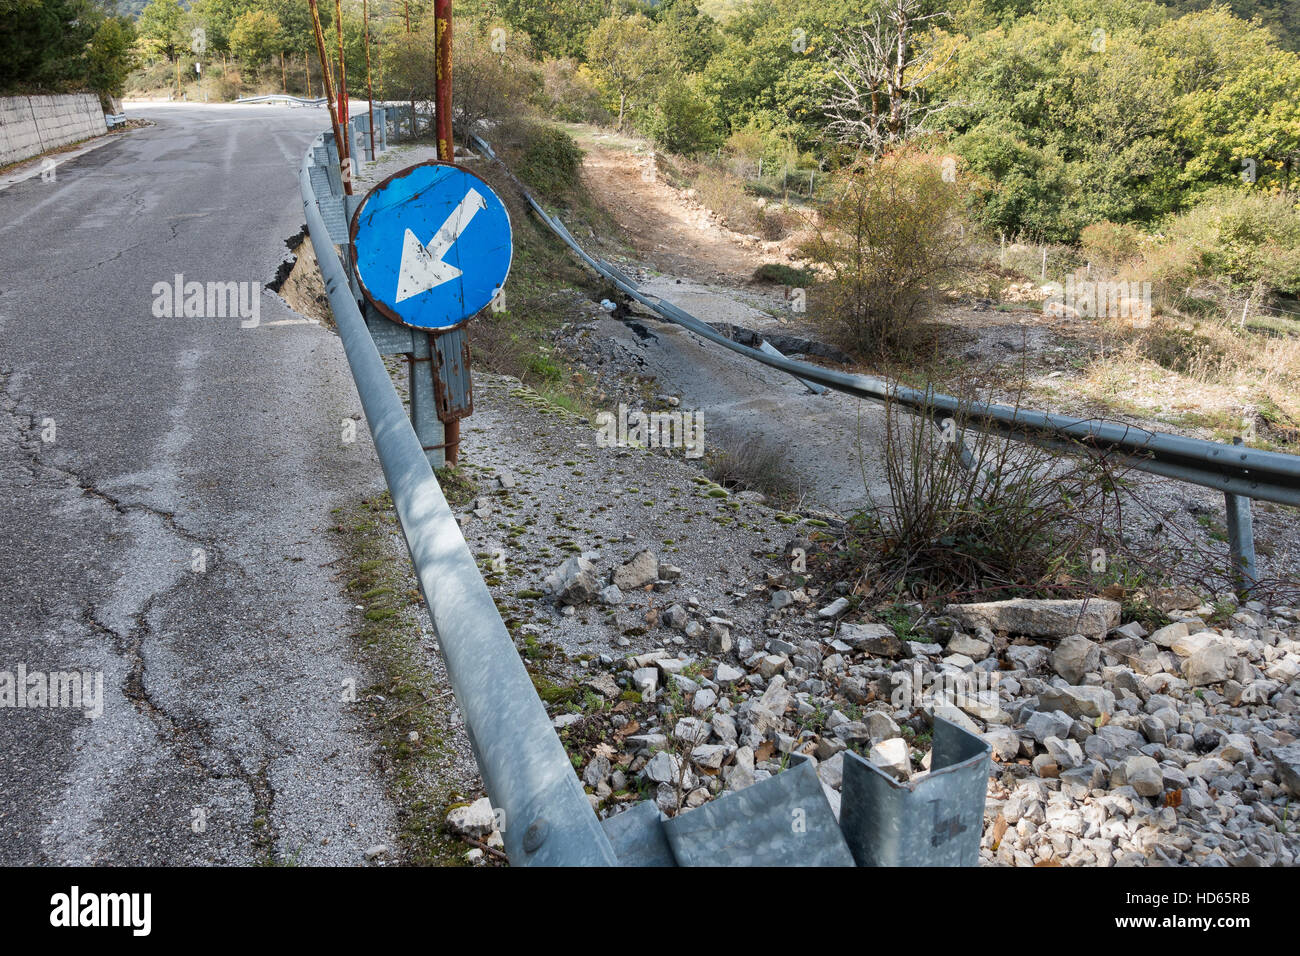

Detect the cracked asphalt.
[{"left": 0, "top": 104, "right": 400, "bottom": 864}]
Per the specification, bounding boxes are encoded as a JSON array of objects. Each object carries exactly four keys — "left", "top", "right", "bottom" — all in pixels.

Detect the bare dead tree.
[{"left": 823, "top": 0, "right": 955, "bottom": 156}]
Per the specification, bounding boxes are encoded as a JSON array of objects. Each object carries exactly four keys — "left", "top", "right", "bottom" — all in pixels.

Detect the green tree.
[
  {"left": 802, "top": 150, "right": 971, "bottom": 357},
  {"left": 699, "top": 0, "right": 861, "bottom": 150},
  {"left": 229, "top": 9, "right": 284, "bottom": 68},
  {"left": 585, "top": 13, "right": 659, "bottom": 129},
  {"left": 646, "top": 78, "right": 723, "bottom": 154},
  {"left": 652, "top": 0, "right": 721, "bottom": 74},
  {"left": 495, "top": 0, "right": 606, "bottom": 60},
  {"left": 87, "top": 16, "right": 138, "bottom": 104},
  {"left": 1, "top": 0, "right": 114, "bottom": 93},
  {"left": 136, "top": 0, "right": 187, "bottom": 62},
  {"left": 189, "top": 0, "right": 260, "bottom": 56}
]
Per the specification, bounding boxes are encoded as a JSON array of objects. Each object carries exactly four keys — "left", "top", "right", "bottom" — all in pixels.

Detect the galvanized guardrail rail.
[
  {"left": 469, "top": 133, "right": 1300, "bottom": 589},
  {"left": 235, "top": 94, "right": 328, "bottom": 107},
  {"left": 301, "top": 128, "right": 996, "bottom": 866}
]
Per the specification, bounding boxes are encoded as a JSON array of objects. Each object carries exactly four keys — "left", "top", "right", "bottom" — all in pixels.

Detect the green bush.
[
  {"left": 801, "top": 152, "right": 972, "bottom": 358},
  {"left": 645, "top": 80, "right": 723, "bottom": 156},
  {"left": 846, "top": 395, "right": 1133, "bottom": 602},
  {"left": 1080, "top": 221, "right": 1145, "bottom": 270},
  {"left": 1163, "top": 189, "right": 1300, "bottom": 296},
  {"left": 506, "top": 121, "right": 583, "bottom": 197},
  {"left": 538, "top": 57, "right": 609, "bottom": 125}
]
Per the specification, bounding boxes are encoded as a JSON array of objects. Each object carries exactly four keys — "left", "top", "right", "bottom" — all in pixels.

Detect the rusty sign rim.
[{"left": 348, "top": 159, "right": 511, "bottom": 334}]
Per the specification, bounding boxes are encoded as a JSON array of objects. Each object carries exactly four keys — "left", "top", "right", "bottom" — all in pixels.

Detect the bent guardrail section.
[
  {"left": 236, "top": 94, "right": 328, "bottom": 107},
  {"left": 470, "top": 133, "right": 1300, "bottom": 587}
]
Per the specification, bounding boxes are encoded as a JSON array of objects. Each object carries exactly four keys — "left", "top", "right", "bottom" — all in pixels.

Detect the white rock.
[
  {"left": 542, "top": 556, "right": 600, "bottom": 605},
  {"left": 715, "top": 662, "right": 744, "bottom": 683},
  {"left": 868, "top": 737, "right": 911, "bottom": 781},
  {"left": 819, "top": 597, "right": 851, "bottom": 619},
  {"left": 944, "top": 598, "right": 1120, "bottom": 640},
  {"left": 643, "top": 751, "right": 681, "bottom": 784},
  {"left": 1183, "top": 640, "right": 1235, "bottom": 686},
  {"left": 947, "top": 633, "right": 992, "bottom": 660},
  {"left": 446, "top": 797, "right": 496, "bottom": 838},
  {"left": 1123, "top": 755, "right": 1163, "bottom": 798},
  {"left": 632, "top": 666, "right": 659, "bottom": 702},
  {"left": 1052, "top": 634, "right": 1101, "bottom": 684},
  {"left": 1148, "top": 621, "right": 1189, "bottom": 648},
  {"left": 612, "top": 549, "right": 659, "bottom": 590}
]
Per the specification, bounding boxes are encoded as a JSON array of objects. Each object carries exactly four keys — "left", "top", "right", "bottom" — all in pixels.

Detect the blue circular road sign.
[{"left": 351, "top": 161, "right": 512, "bottom": 331}]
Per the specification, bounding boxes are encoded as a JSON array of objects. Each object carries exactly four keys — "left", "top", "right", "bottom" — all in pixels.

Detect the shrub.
[
  {"left": 753, "top": 263, "right": 816, "bottom": 286},
  {"left": 453, "top": 20, "right": 538, "bottom": 137},
  {"left": 1162, "top": 189, "right": 1300, "bottom": 297},
  {"left": 692, "top": 167, "right": 754, "bottom": 230},
  {"left": 499, "top": 121, "right": 583, "bottom": 196},
  {"left": 801, "top": 151, "right": 972, "bottom": 358},
  {"left": 705, "top": 432, "right": 797, "bottom": 503},
  {"left": 645, "top": 79, "right": 722, "bottom": 156},
  {"left": 539, "top": 57, "right": 609, "bottom": 125},
  {"left": 1080, "top": 221, "right": 1145, "bottom": 270},
  {"left": 214, "top": 67, "right": 243, "bottom": 101},
  {"left": 724, "top": 123, "right": 799, "bottom": 170},
  {"left": 844, "top": 395, "right": 1132, "bottom": 602}
]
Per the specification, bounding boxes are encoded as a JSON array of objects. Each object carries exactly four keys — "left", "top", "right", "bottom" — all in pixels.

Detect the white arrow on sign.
[{"left": 394, "top": 187, "right": 487, "bottom": 303}]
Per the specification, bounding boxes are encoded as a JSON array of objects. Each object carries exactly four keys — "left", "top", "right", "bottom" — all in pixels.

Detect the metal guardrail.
[
  {"left": 470, "top": 133, "right": 1300, "bottom": 588},
  {"left": 236, "top": 94, "right": 328, "bottom": 107}
]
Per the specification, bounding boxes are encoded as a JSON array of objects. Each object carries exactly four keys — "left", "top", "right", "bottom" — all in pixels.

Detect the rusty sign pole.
[
  {"left": 364, "top": 0, "right": 376, "bottom": 159},
  {"left": 307, "top": 0, "right": 346, "bottom": 178},
  {"left": 335, "top": 0, "right": 350, "bottom": 171},
  {"left": 435, "top": 0, "right": 453, "bottom": 164},
  {"left": 431, "top": 0, "right": 466, "bottom": 466}
]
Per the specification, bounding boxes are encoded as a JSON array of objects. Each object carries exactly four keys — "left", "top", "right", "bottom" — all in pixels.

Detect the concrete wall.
[{"left": 0, "top": 94, "right": 108, "bottom": 166}]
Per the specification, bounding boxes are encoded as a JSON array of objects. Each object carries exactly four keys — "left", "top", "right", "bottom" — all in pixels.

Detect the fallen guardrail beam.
[
  {"left": 303, "top": 130, "right": 1000, "bottom": 867},
  {"left": 472, "top": 133, "right": 1299, "bottom": 589}
]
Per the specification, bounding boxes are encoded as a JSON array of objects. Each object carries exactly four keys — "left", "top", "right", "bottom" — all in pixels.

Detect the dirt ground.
[{"left": 578, "top": 131, "right": 775, "bottom": 284}]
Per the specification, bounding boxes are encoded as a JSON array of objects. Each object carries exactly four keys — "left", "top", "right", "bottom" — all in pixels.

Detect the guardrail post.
[
  {"left": 1225, "top": 436, "right": 1259, "bottom": 591},
  {"left": 1225, "top": 490, "right": 1257, "bottom": 587},
  {"left": 409, "top": 334, "right": 446, "bottom": 469}
]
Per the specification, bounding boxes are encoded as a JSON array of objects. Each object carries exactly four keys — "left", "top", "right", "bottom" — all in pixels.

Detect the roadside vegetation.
[
  {"left": 330, "top": 492, "right": 475, "bottom": 865},
  {"left": 1, "top": 0, "right": 137, "bottom": 108}
]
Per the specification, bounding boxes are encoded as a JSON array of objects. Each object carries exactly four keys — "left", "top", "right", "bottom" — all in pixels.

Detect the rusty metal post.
[
  {"left": 335, "top": 0, "right": 350, "bottom": 170},
  {"left": 307, "top": 0, "right": 346, "bottom": 185},
  {"left": 431, "top": 0, "right": 462, "bottom": 465},
  {"left": 435, "top": 0, "right": 453, "bottom": 163},
  {"left": 364, "top": 0, "right": 376, "bottom": 159}
]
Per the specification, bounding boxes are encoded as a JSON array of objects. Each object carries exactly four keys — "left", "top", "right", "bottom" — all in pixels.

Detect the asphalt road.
[{"left": 0, "top": 104, "right": 398, "bottom": 864}]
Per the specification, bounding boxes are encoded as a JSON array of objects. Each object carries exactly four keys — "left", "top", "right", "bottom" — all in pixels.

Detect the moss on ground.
[{"left": 331, "top": 491, "right": 476, "bottom": 866}]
